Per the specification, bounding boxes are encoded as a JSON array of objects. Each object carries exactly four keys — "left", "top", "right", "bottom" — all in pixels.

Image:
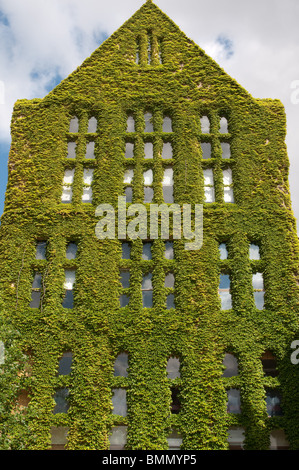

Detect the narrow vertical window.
[
  {"left": 166, "top": 357, "right": 180, "bottom": 379},
  {"left": 158, "top": 38, "right": 163, "bottom": 64},
  {"left": 219, "top": 243, "right": 228, "bottom": 260},
  {"left": 126, "top": 115, "right": 135, "bottom": 133},
  {"left": 162, "top": 167, "right": 174, "bottom": 203},
  {"left": 36, "top": 241, "right": 47, "bottom": 260},
  {"left": 53, "top": 388, "right": 70, "bottom": 414},
  {"left": 143, "top": 169, "right": 154, "bottom": 203},
  {"left": 266, "top": 390, "right": 283, "bottom": 417},
  {"left": 120, "top": 270, "right": 130, "bottom": 307},
  {"left": 121, "top": 242, "right": 131, "bottom": 260},
  {"left": 200, "top": 116, "right": 210, "bottom": 134},
  {"left": 219, "top": 274, "right": 232, "bottom": 309},
  {"left": 144, "top": 112, "right": 154, "bottom": 132},
  {"left": 109, "top": 426, "right": 127, "bottom": 450},
  {"left": 62, "top": 269, "right": 75, "bottom": 309},
  {"left": 227, "top": 389, "right": 241, "bottom": 414},
  {"left": 171, "top": 388, "right": 181, "bottom": 414},
  {"left": 221, "top": 142, "right": 231, "bottom": 159},
  {"left": 87, "top": 116, "right": 97, "bottom": 133},
  {"left": 66, "top": 242, "right": 78, "bottom": 260},
  {"left": 203, "top": 169, "right": 215, "bottom": 203},
  {"left": 201, "top": 142, "right": 211, "bottom": 159},
  {"left": 61, "top": 169, "right": 75, "bottom": 203},
  {"left": 249, "top": 244, "right": 260, "bottom": 260},
  {"left": 85, "top": 141, "right": 95, "bottom": 159},
  {"left": 261, "top": 351, "right": 278, "bottom": 378},
  {"left": 167, "top": 431, "right": 182, "bottom": 450},
  {"left": 114, "top": 353, "right": 129, "bottom": 377},
  {"left": 30, "top": 273, "right": 42, "bottom": 308},
  {"left": 125, "top": 142, "right": 134, "bottom": 159},
  {"left": 142, "top": 273, "right": 153, "bottom": 307},
  {"left": 67, "top": 142, "right": 77, "bottom": 159},
  {"left": 112, "top": 388, "right": 127, "bottom": 417},
  {"left": 124, "top": 168, "right": 134, "bottom": 203},
  {"left": 69, "top": 117, "right": 79, "bottom": 133},
  {"left": 164, "top": 241, "right": 174, "bottom": 259},
  {"left": 147, "top": 34, "right": 152, "bottom": 65},
  {"left": 0, "top": 341, "right": 5, "bottom": 365},
  {"left": 162, "top": 142, "right": 173, "bottom": 159},
  {"left": 223, "top": 169, "right": 234, "bottom": 203},
  {"left": 219, "top": 117, "right": 229, "bottom": 134},
  {"left": 162, "top": 116, "right": 172, "bottom": 133},
  {"left": 142, "top": 242, "right": 152, "bottom": 260},
  {"left": 252, "top": 272, "right": 264, "bottom": 309},
  {"left": 57, "top": 352, "right": 73, "bottom": 376},
  {"left": 165, "top": 273, "right": 175, "bottom": 309},
  {"left": 144, "top": 142, "right": 153, "bottom": 159},
  {"left": 222, "top": 353, "right": 238, "bottom": 377},
  {"left": 82, "top": 169, "right": 93, "bottom": 203}
]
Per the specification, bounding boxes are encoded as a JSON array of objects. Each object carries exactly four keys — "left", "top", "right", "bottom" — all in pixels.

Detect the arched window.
[{"left": 166, "top": 356, "right": 180, "bottom": 379}]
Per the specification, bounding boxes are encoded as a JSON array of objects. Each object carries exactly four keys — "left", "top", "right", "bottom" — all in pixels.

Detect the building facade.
[{"left": 0, "top": 0, "right": 299, "bottom": 450}]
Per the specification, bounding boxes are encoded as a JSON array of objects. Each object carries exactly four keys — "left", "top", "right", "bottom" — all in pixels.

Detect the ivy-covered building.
[{"left": 0, "top": 0, "right": 299, "bottom": 450}]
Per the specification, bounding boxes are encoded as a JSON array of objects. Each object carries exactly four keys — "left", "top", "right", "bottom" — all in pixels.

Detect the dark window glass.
[
  {"left": 142, "top": 242, "right": 152, "bottom": 260},
  {"left": 53, "top": 388, "right": 70, "bottom": 414},
  {"left": 266, "top": 390, "right": 283, "bottom": 417},
  {"left": 119, "top": 294, "right": 129, "bottom": 307},
  {"left": 36, "top": 241, "right": 47, "bottom": 260},
  {"left": 171, "top": 387, "right": 181, "bottom": 414},
  {"left": 227, "top": 389, "right": 241, "bottom": 414},
  {"left": 114, "top": 353, "right": 129, "bottom": 377},
  {"left": 62, "top": 290, "right": 74, "bottom": 309},
  {"left": 30, "top": 291, "right": 41, "bottom": 308},
  {"left": 58, "top": 352, "right": 73, "bottom": 376},
  {"left": 262, "top": 351, "right": 278, "bottom": 378},
  {"left": 121, "top": 242, "right": 131, "bottom": 260}
]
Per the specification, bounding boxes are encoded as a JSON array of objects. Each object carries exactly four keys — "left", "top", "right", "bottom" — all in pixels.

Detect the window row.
[
  {"left": 61, "top": 168, "right": 94, "bottom": 203},
  {"left": 135, "top": 31, "right": 163, "bottom": 66},
  {"left": 121, "top": 240, "right": 174, "bottom": 260},
  {"left": 120, "top": 270, "right": 175, "bottom": 309},
  {"left": 124, "top": 166, "right": 173, "bottom": 203},
  {"left": 218, "top": 272, "right": 264, "bottom": 310}
]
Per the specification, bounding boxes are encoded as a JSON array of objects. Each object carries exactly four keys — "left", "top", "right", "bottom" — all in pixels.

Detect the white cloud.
[{"left": 0, "top": 0, "right": 298, "bottom": 224}]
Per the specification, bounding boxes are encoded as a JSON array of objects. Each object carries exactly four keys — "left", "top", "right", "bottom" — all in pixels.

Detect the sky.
[{"left": 0, "top": 0, "right": 298, "bottom": 229}]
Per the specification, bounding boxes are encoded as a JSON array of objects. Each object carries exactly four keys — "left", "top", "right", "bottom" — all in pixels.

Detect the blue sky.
[{"left": 0, "top": 0, "right": 298, "bottom": 227}]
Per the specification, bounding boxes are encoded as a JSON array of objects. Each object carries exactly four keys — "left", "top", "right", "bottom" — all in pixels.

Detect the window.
[
  {"left": 261, "top": 351, "right": 278, "bottom": 377},
  {"left": 219, "top": 117, "right": 228, "bottom": 134},
  {"left": 61, "top": 169, "right": 74, "bottom": 203},
  {"left": 144, "top": 141, "right": 153, "bottom": 159},
  {"left": 126, "top": 115, "right": 135, "bottom": 132},
  {"left": 166, "top": 357, "right": 180, "bottom": 379},
  {"left": 266, "top": 390, "right": 283, "bottom": 417},
  {"left": 164, "top": 241, "right": 174, "bottom": 259},
  {"left": 51, "top": 427, "right": 69, "bottom": 450},
  {"left": 144, "top": 112, "right": 154, "bottom": 133},
  {"left": 109, "top": 426, "right": 127, "bottom": 450},
  {"left": 69, "top": 117, "right": 79, "bottom": 133},
  {"left": 162, "top": 167, "right": 174, "bottom": 203},
  {"left": 121, "top": 242, "right": 131, "bottom": 260},
  {"left": 142, "top": 242, "right": 152, "bottom": 260},
  {"left": 142, "top": 273, "right": 153, "bottom": 307},
  {"left": 162, "top": 116, "right": 172, "bottom": 133},
  {"left": 124, "top": 167, "right": 134, "bottom": 203},
  {"left": 87, "top": 116, "right": 97, "bottom": 133},
  {"left": 219, "top": 273, "right": 232, "bottom": 309},
  {"left": 82, "top": 168, "right": 93, "bottom": 203},
  {"left": 30, "top": 272, "right": 42, "bottom": 308},
  {"left": 162, "top": 142, "right": 173, "bottom": 159},
  {"left": 53, "top": 388, "right": 70, "bottom": 414},
  {"left": 227, "top": 427, "right": 245, "bottom": 450},
  {"left": 227, "top": 388, "right": 241, "bottom": 414},
  {"left": 62, "top": 269, "right": 75, "bottom": 309},
  {"left": 57, "top": 352, "right": 73, "bottom": 376},
  {"left": 85, "top": 141, "right": 95, "bottom": 159},
  {"left": 270, "top": 430, "right": 289, "bottom": 450},
  {"left": 249, "top": 243, "right": 260, "bottom": 260},
  {"left": 36, "top": 241, "right": 47, "bottom": 260},
  {"left": 200, "top": 116, "right": 210, "bottom": 134},
  {"left": 223, "top": 169, "right": 234, "bottom": 203},
  {"left": 112, "top": 388, "right": 127, "bottom": 417},
  {"left": 221, "top": 142, "right": 231, "bottom": 159},
  {"left": 114, "top": 353, "right": 129, "bottom": 377},
  {"left": 171, "top": 387, "right": 181, "bottom": 414},
  {"left": 203, "top": 169, "right": 215, "bottom": 203},
  {"left": 219, "top": 243, "right": 228, "bottom": 260},
  {"left": 135, "top": 32, "right": 164, "bottom": 67},
  {"left": 67, "top": 141, "right": 77, "bottom": 159},
  {"left": 222, "top": 353, "right": 238, "bottom": 377},
  {"left": 165, "top": 272, "right": 175, "bottom": 309},
  {"left": 201, "top": 142, "right": 211, "bottom": 159},
  {"left": 252, "top": 272, "right": 264, "bottom": 309},
  {"left": 125, "top": 142, "right": 134, "bottom": 159},
  {"left": 167, "top": 430, "right": 182, "bottom": 450},
  {"left": 143, "top": 169, "right": 154, "bottom": 203},
  {"left": 120, "top": 270, "right": 130, "bottom": 307},
  {"left": 66, "top": 242, "right": 78, "bottom": 260}
]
